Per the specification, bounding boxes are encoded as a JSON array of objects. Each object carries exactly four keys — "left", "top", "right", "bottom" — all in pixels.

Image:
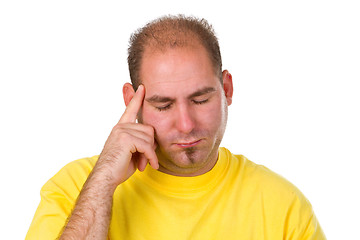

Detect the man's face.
[{"left": 138, "top": 44, "right": 232, "bottom": 176}]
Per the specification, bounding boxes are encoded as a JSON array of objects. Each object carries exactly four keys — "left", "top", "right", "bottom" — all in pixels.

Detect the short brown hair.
[{"left": 127, "top": 15, "right": 222, "bottom": 89}]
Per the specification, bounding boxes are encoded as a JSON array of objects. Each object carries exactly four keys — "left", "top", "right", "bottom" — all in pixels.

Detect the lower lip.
[{"left": 176, "top": 140, "right": 202, "bottom": 148}]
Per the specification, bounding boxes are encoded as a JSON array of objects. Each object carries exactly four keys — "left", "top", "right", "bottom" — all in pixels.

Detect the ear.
[
  {"left": 222, "top": 70, "right": 233, "bottom": 106},
  {"left": 123, "top": 83, "right": 136, "bottom": 106}
]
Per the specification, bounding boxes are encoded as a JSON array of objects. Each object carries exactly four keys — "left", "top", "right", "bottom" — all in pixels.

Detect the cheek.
[
  {"left": 141, "top": 108, "right": 170, "bottom": 134},
  {"left": 200, "top": 99, "right": 225, "bottom": 127},
  {"left": 204, "top": 113, "right": 223, "bottom": 134}
]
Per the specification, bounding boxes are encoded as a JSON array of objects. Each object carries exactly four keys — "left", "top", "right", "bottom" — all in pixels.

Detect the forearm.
[
  {"left": 59, "top": 167, "right": 116, "bottom": 240},
  {"left": 58, "top": 85, "right": 158, "bottom": 239}
]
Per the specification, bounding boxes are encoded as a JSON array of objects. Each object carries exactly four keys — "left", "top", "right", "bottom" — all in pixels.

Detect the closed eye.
[
  {"left": 156, "top": 103, "right": 172, "bottom": 111},
  {"left": 192, "top": 99, "right": 208, "bottom": 105}
]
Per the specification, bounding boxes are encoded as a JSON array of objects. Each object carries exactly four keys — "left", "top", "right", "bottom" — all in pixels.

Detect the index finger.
[{"left": 119, "top": 85, "right": 145, "bottom": 123}]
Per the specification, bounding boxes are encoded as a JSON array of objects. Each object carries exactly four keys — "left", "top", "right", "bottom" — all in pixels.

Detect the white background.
[{"left": 1, "top": 0, "right": 359, "bottom": 239}]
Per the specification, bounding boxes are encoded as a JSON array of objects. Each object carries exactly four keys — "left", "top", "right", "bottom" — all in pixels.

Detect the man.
[{"left": 26, "top": 15, "right": 326, "bottom": 239}]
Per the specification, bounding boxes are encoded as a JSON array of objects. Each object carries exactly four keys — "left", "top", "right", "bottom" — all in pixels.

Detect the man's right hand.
[
  {"left": 94, "top": 84, "right": 159, "bottom": 189},
  {"left": 59, "top": 85, "right": 157, "bottom": 239}
]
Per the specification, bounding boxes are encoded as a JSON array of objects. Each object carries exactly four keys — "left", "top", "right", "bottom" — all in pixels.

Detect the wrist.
[{"left": 85, "top": 165, "right": 119, "bottom": 196}]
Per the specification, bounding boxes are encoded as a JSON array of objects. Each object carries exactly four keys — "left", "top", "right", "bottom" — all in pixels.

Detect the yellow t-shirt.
[{"left": 26, "top": 147, "right": 326, "bottom": 239}]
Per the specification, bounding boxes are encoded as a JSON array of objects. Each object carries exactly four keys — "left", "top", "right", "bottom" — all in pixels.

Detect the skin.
[
  {"left": 124, "top": 44, "right": 233, "bottom": 176},
  {"left": 59, "top": 43, "right": 233, "bottom": 239},
  {"left": 59, "top": 85, "right": 158, "bottom": 240}
]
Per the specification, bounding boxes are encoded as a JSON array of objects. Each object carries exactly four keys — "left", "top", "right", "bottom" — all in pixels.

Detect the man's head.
[
  {"left": 123, "top": 15, "right": 233, "bottom": 176},
  {"left": 128, "top": 15, "right": 223, "bottom": 89}
]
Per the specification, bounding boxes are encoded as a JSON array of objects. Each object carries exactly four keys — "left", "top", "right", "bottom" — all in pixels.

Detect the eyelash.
[
  {"left": 156, "top": 99, "right": 209, "bottom": 112},
  {"left": 156, "top": 104, "right": 172, "bottom": 111},
  {"left": 193, "top": 99, "right": 208, "bottom": 105}
]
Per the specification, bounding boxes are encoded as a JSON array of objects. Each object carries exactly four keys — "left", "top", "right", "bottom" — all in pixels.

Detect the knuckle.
[
  {"left": 143, "top": 124, "right": 155, "bottom": 136},
  {"left": 118, "top": 131, "right": 132, "bottom": 143},
  {"left": 111, "top": 123, "right": 124, "bottom": 133}
]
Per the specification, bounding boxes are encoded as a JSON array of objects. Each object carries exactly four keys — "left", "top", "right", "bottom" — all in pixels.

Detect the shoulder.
[
  {"left": 54, "top": 155, "right": 98, "bottom": 179},
  {"left": 221, "top": 148, "right": 326, "bottom": 238},
  {"left": 41, "top": 156, "right": 99, "bottom": 201},
  {"left": 224, "top": 148, "right": 325, "bottom": 237},
  {"left": 223, "top": 148, "right": 311, "bottom": 210},
  {"left": 26, "top": 156, "right": 100, "bottom": 239}
]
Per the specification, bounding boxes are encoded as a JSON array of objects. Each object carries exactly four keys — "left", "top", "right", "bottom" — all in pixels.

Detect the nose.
[{"left": 175, "top": 103, "right": 195, "bottom": 134}]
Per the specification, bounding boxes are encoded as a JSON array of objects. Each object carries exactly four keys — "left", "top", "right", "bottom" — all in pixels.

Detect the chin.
[{"left": 156, "top": 139, "right": 220, "bottom": 174}]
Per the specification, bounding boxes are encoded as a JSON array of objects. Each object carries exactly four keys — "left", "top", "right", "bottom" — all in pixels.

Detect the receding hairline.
[
  {"left": 128, "top": 15, "right": 223, "bottom": 90},
  {"left": 139, "top": 41, "right": 219, "bottom": 84}
]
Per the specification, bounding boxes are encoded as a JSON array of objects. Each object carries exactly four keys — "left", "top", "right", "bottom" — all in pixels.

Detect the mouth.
[{"left": 175, "top": 139, "right": 202, "bottom": 148}]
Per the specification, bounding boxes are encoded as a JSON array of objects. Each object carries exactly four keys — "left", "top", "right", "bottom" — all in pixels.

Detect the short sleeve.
[
  {"left": 283, "top": 188, "right": 326, "bottom": 240},
  {"left": 25, "top": 156, "right": 97, "bottom": 240}
]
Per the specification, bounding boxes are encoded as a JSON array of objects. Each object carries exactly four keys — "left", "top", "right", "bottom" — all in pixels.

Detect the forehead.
[{"left": 139, "top": 45, "right": 219, "bottom": 95}]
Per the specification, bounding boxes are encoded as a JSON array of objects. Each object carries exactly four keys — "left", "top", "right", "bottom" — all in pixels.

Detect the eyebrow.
[
  {"left": 146, "top": 95, "right": 174, "bottom": 103},
  {"left": 145, "top": 87, "right": 217, "bottom": 103},
  {"left": 188, "top": 87, "right": 216, "bottom": 98}
]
